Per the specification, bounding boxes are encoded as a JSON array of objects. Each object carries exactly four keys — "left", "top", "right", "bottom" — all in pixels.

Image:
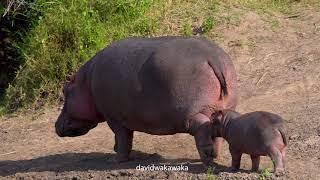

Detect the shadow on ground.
[{"left": 0, "top": 150, "right": 234, "bottom": 176}]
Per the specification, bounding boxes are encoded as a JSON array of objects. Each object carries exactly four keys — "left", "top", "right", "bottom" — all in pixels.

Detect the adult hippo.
[{"left": 55, "top": 36, "right": 238, "bottom": 166}]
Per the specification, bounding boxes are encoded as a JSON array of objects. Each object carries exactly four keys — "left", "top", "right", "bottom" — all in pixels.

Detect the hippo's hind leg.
[
  {"left": 250, "top": 155, "right": 260, "bottom": 171},
  {"left": 280, "top": 147, "right": 286, "bottom": 169},
  {"left": 106, "top": 119, "right": 133, "bottom": 162},
  {"left": 189, "top": 113, "right": 214, "bottom": 166},
  {"left": 268, "top": 146, "right": 285, "bottom": 174}
]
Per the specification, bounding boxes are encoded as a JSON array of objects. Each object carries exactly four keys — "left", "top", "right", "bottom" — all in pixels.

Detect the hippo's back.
[{"left": 91, "top": 36, "right": 236, "bottom": 134}]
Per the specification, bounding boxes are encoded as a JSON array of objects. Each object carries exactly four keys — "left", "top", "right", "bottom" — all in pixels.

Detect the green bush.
[
  {"left": 3, "top": 0, "right": 157, "bottom": 113},
  {"left": 0, "top": 0, "right": 44, "bottom": 114}
]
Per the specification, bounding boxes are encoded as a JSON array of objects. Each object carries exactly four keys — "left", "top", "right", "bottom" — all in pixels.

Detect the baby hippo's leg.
[
  {"left": 250, "top": 155, "right": 260, "bottom": 171},
  {"left": 268, "top": 146, "right": 285, "bottom": 174},
  {"left": 229, "top": 147, "right": 242, "bottom": 171}
]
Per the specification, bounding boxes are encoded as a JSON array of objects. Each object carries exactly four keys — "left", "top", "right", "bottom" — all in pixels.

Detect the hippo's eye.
[
  {"left": 63, "top": 83, "right": 73, "bottom": 98},
  {"left": 63, "top": 83, "right": 68, "bottom": 95}
]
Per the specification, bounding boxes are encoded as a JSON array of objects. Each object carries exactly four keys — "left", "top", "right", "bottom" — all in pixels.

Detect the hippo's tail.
[
  {"left": 207, "top": 61, "right": 228, "bottom": 99},
  {"left": 278, "top": 126, "right": 288, "bottom": 146}
]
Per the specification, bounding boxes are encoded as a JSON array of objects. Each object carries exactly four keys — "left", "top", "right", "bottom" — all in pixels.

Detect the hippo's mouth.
[
  {"left": 55, "top": 117, "right": 98, "bottom": 137},
  {"left": 55, "top": 126, "right": 91, "bottom": 137},
  {"left": 55, "top": 127, "right": 65, "bottom": 137},
  {"left": 67, "top": 129, "right": 90, "bottom": 137}
]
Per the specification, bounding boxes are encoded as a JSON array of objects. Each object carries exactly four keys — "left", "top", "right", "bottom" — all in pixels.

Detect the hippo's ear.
[
  {"left": 67, "top": 74, "right": 76, "bottom": 83},
  {"left": 62, "top": 74, "right": 76, "bottom": 95},
  {"left": 212, "top": 110, "right": 223, "bottom": 121}
]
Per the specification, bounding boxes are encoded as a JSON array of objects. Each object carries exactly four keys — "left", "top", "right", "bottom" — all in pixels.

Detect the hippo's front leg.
[
  {"left": 106, "top": 118, "right": 134, "bottom": 162},
  {"left": 113, "top": 131, "right": 133, "bottom": 153},
  {"left": 189, "top": 113, "right": 214, "bottom": 166}
]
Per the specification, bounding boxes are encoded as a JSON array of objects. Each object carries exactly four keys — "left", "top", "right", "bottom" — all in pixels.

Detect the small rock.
[
  {"left": 228, "top": 40, "right": 242, "bottom": 47},
  {"left": 0, "top": 130, "right": 8, "bottom": 134},
  {"left": 296, "top": 32, "right": 305, "bottom": 38},
  {"left": 88, "top": 173, "right": 94, "bottom": 179},
  {"left": 119, "top": 170, "right": 132, "bottom": 176},
  {"left": 289, "top": 134, "right": 300, "bottom": 140},
  {"left": 110, "top": 171, "right": 119, "bottom": 177}
]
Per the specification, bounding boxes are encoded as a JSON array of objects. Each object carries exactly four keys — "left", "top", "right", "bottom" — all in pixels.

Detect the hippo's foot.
[
  {"left": 229, "top": 167, "right": 239, "bottom": 172},
  {"left": 202, "top": 161, "right": 214, "bottom": 170},
  {"left": 251, "top": 167, "right": 259, "bottom": 172},
  {"left": 274, "top": 168, "right": 286, "bottom": 177},
  {"left": 200, "top": 145, "right": 215, "bottom": 165},
  {"left": 116, "top": 153, "right": 130, "bottom": 163}
]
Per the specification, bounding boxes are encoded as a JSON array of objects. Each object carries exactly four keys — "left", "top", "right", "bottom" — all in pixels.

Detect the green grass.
[
  {"left": 182, "top": 22, "right": 193, "bottom": 36},
  {"left": 207, "top": 167, "right": 217, "bottom": 180},
  {"left": 259, "top": 167, "right": 273, "bottom": 180},
  {"left": 270, "top": 19, "right": 281, "bottom": 30},
  {"left": 1, "top": 0, "right": 319, "bottom": 114},
  {"left": 2, "top": 0, "right": 158, "bottom": 113}
]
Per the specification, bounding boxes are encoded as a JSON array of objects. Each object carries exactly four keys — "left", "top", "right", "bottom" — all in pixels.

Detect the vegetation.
[
  {"left": 0, "top": 0, "right": 319, "bottom": 115},
  {"left": 207, "top": 167, "right": 216, "bottom": 180},
  {"left": 259, "top": 167, "right": 273, "bottom": 180},
  {"left": 1, "top": 0, "right": 159, "bottom": 114}
]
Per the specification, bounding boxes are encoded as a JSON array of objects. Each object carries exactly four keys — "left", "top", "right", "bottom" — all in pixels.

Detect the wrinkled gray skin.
[
  {"left": 211, "top": 110, "right": 287, "bottom": 173},
  {"left": 55, "top": 36, "right": 238, "bottom": 166}
]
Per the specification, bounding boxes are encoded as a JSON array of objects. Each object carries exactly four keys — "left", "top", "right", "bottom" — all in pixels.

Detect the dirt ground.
[{"left": 1, "top": 8, "right": 320, "bottom": 180}]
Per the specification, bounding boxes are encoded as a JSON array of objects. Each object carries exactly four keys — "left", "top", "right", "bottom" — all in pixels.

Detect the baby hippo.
[{"left": 211, "top": 110, "right": 287, "bottom": 173}]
